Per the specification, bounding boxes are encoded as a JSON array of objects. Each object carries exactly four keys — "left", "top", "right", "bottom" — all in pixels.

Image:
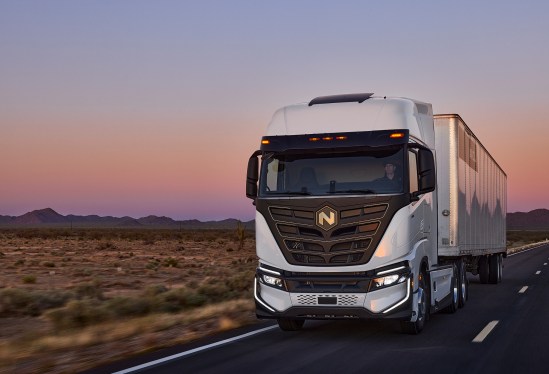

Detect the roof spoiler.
[{"left": 308, "top": 93, "right": 374, "bottom": 106}]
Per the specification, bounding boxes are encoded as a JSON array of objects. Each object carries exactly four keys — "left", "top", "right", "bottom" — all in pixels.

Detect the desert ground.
[
  {"left": 0, "top": 228, "right": 547, "bottom": 373},
  {"left": 0, "top": 228, "right": 257, "bottom": 373}
]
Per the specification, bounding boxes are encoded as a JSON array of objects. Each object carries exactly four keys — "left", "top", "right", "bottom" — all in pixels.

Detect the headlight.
[
  {"left": 261, "top": 274, "right": 285, "bottom": 289},
  {"left": 372, "top": 273, "right": 407, "bottom": 289}
]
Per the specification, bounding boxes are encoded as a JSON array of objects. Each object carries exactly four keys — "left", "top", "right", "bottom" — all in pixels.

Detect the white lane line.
[
  {"left": 519, "top": 286, "right": 528, "bottom": 294},
  {"left": 536, "top": 271, "right": 541, "bottom": 275},
  {"left": 473, "top": 321, "right": 499, "bottom": 343},
  {"left": 113, "top": 325, "right": 278, "bottom": 374}
]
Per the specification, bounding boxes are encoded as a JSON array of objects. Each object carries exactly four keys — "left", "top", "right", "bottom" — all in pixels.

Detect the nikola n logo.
[{"left": 316, "top": 206, "right": 337, "bottom": 231}]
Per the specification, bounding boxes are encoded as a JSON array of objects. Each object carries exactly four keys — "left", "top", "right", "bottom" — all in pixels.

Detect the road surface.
[{"left": 92, "top": 244, "right": 549, "bottom": 374}]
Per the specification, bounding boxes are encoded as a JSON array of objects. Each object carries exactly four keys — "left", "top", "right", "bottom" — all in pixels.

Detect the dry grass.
[
  {"left": 0, "top": 299, "right": 256, "bottom": 373},
  {"left": 0, "top": 228, "right": 257, "bottom": 373}
]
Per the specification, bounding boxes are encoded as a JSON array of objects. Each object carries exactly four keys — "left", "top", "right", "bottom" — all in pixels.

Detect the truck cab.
[{"left": 246, "top": 93, "right": 497, "bottom": 333}]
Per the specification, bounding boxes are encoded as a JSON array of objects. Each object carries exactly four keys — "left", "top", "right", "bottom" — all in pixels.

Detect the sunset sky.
[{"left": 1, "top": 1, "right": 548, "bottom": 220}]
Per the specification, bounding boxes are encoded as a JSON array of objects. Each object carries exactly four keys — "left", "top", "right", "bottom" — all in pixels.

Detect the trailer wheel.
[
  {"left": 401, "top": 270, "right": 427, "bottom": 334},
  {"left": 443, "top": 263, "right": 459, "bottom": 313},
  {"left": 488, "top": 254, "right": 502, "bottom": 284},
  {"left": 277, "top": 318, "right": 304, "bottom": 331},
  {"left": 458, "top": 259, "right": 468, "bottom": 307},
  {"left": 479, "top": 256, "right": 489, "bottom": 284}
]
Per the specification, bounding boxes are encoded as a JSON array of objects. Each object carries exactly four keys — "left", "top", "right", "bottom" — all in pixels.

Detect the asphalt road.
[{"left": 95, "top": 244, "right": 549, "bottom": 374}]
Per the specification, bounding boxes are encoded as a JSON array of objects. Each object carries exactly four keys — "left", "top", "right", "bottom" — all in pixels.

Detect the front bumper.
[{"left": 254, "top": 263, "right": 413, "bottom": 320}]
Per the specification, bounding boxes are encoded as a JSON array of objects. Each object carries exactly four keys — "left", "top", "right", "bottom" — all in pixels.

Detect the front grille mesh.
[
  {"left": 271, "top": 204, "right": 387, "bottom": 266},
  {"left": 294, "top": 294, "right": 362, "bottom": 307}
]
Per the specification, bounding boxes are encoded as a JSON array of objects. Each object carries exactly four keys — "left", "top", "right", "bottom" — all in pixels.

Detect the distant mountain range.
[
  {"left": 1, "top": 208, "right": 547, "bottom": 230},
  {"left": 0, "top": 208, "right": 254, "bottom": 230},
  {"left": 507, "top": 209, "right": 549, "bottom": 230}
]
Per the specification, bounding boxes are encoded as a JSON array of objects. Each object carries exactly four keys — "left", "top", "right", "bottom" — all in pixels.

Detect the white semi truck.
[{"left": 246, "top": 93, "right": 506, "bottom": 333}]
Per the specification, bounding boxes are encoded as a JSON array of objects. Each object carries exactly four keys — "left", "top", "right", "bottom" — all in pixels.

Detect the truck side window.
[
  {"left": 409, "top": 150, "right": 419, "bottom": 193},
  {"left": 266, "top": 159, "right": 280, "bottom": 191}
]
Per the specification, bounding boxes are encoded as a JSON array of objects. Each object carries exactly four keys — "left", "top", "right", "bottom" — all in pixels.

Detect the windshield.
[{"left": 259, "top": 148, "right": 405, "bottom": 197}]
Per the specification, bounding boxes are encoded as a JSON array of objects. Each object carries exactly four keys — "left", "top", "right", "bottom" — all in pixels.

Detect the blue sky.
[{"left": 1, "top": 1, "right": 548, "bottom": 219}]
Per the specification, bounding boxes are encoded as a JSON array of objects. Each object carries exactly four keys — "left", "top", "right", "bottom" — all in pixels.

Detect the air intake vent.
[{"left": 309, "top": 93, "right": 374, "bottom": 106}]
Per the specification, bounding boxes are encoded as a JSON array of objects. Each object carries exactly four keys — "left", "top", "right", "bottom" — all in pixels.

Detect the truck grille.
[
  {"left": 292, "top": 293, "right": 364, "bottom": 307},
  {"left": 269, "top": 203, "right": 388, "bottom": 266}
]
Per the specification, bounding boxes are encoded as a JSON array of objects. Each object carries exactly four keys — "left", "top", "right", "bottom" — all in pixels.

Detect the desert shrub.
[
  {"left": 0, "top": 289, "right": 33, "bottom": 316},
  {"left": 196, "top": 283, "right": 231, "bottom": 302},
  {"left": 104, "top": 297, "right": 151, "bottom": 318},
  {"left": 226, "top": 271, "right": 254, "bottom": 293},
  {"left": 507, "top": 230, "right": 549, "bottom": 246},
  {"left": 43, "top": 261, "right": 56, "bottom": 268},
  {"left": 15, "top": 259, "right": 25, "bottom": 266},
  {"left": 156, "top": 288, "right": 208, "bottom": 313},
  {"left": 146, "top": 259, "right": 160, "bottom": 270},
  {"left": 0, "top": 288, "right": 72, "bottom": 317},
  {"left": 47, "top": 300, "right": 108, "bottom": 329},
  {"left": 142, "top": 284, "right": 168, "bottom": 297},
  {"left": 163, "top": 257, "right": 179, "bottom": 268},
  {"left": 96, "top": 241, "right": 117, "bottom": 250},
  {"left": 73, "top": 281, "right": 104, "bottom": 300},
  {"left": 22, "top": 275, "right": 36, "bottom": 284}
]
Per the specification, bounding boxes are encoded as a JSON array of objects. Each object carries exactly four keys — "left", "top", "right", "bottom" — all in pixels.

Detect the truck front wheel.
[
  {"left": 400, "top": 270, "right": 427, "bottom": 334},
  {"left": 277, "top": 318, "right": 305, "bottom": 331}
]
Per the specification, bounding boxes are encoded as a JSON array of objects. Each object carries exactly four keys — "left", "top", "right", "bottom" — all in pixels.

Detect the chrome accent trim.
[
  {"left": 254, "top": 279, "right": 276, "bottom": 312},
  {"left": 382, "top": 278, "right": 411, "bottom": 314},
  {"left": 377, "top": 265, "right": 406, "bottom": 276},
  {"left": 258, "top": 265, "right": 281, "bottom": 276}
]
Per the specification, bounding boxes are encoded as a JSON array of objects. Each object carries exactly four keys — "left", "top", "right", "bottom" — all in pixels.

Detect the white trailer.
[
  {"left": 246, "top": 94, "right": 507, "bottom": 333},
  {"left": 435, "top": 114, "right": 507, "bottom": 283}
]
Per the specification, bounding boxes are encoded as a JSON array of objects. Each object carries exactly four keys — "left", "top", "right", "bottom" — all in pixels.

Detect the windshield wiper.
[
  {"left": 330, "top": 189, "right": 376, "bottom": 194},
  {"left": 265, "top": 190, "right": 312, "bottom": 196}
]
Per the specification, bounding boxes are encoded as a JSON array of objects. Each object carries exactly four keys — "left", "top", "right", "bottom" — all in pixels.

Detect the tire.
[
  {"left": 443, "top": 263, "right": 459, "bottom": 314},
  {"left": 401, "top": 270, "right": 427, "bottom": 334},
  {"left": 479, "top": 256, "right": 489, "bottom": 284},
  {"left": 277, "top": 318, "right": 305, "bottom": 331},
  {"left": 489, "top": 254, "right": 502, "bottom": 284},
  {"left": 457, "top": 259, "right": 468, "bottom": 308},
  {"left": 498, "top": 254, "right": 503, "bottom": 283}
]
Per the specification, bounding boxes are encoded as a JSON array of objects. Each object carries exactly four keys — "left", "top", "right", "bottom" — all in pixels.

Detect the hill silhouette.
[{"left": 0, "top": 208, "right": 254, "bottom": 230}]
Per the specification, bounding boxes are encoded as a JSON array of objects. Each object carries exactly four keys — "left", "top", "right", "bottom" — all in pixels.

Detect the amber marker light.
[
  {"left": 336, "top": 136, "right": 347, "bottom": 140},
  {"left": 322, "top": 136, "right": 333, "bottom": 141},
  {"left": 309, "top": 137, "right": 320, "bottom": 142},
  {"left": 390, "top": 133, "right": 405, "bottom": 139},
  {"left": 261, "top": 139, "right": 270, "bottom": 145}
]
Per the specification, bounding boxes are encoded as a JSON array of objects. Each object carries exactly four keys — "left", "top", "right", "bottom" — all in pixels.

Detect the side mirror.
[
  {"left": 246, "top": 152, "right": 260, "bottom": 199},
  {"left": 415, "top": 148, "right": 436, "bottom": 196}
]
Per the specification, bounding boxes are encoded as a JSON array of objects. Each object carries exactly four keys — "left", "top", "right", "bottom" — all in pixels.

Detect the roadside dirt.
[{"left": 0, "top": 231, "right": 259, "bottom": 373}]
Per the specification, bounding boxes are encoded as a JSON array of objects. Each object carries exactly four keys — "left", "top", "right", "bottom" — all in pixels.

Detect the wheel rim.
[
  {"left": 417, "top": 273, "right": 426, "bottom": 322},
  {"left": 461, "top": 265, "right": 467, "bottom": 301},
  {"left": 417, "top": 287, "right": 425, "bottom": 322}
]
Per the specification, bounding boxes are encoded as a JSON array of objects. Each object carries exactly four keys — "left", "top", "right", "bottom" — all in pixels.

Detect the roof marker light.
[
  {"left": 390, "top": 133, "right": 405, "bottom": 139},
  {"left": 336, "top": 136, "right": 347, "bottom": 140},
  {"left": 309, "top": 137, "right": 320, "bottom": 142},
  {"left": 322, "top": 136, "right": 333, "bottom": 141},
  {"left": 261, "top": 139, "right": 270, "bottom": 145}
]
